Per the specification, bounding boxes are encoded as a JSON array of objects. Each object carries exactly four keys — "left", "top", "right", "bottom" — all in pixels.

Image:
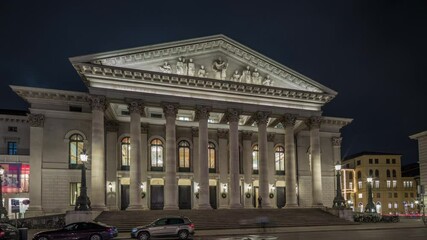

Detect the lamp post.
[
  {"left": 0, "top": 166, "right": 9, "bottom": 221},
  {"left": 332, "top": 162, "right": 345, "bottom": 208},
  {"left": 75, "top": 149, "right": 91, "bottom": 211},
  {"left": 365, "top": 176, "right": 376, "bottom": 213}
]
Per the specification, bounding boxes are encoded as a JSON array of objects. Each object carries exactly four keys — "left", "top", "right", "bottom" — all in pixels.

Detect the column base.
[
  {"left": 126, "top": 205, "right": 144, "bottom": 211},
  {"left": 284, "top": 203, "right": 299, "bottom": 208},
  {"left": 229, "top": 203, "right": 243, "bottom": 209},
  {"left": 163, "top": 205, "right": 179, "bottom": 210},
  {"left": 197, "top": 204, "right": 212, "bottom": 210}
]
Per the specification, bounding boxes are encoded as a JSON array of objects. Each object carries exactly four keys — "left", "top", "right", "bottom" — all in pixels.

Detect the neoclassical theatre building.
[{"left": 7, "top": 35, "right": 352, "bottom": 216}]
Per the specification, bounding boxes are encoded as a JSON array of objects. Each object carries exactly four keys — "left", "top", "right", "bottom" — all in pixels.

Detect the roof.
[{"left": 343, "top": 151, "right": 402, "bottom": 161}]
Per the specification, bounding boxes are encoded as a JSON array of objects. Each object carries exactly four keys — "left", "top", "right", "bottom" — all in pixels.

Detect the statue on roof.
[
  {"left": 231, "top": 70, "right": 241, "bottom": 82},
  {"left": 176, "top": 57, "right": 187, "bottom": 75},
  {"left": 252, "top": 68, "right": 261, "bottom": 84},
  {"left": 187, "top": 58, "right": 195, "bottom": 76},
  {"left": 262, "top": 75, "right": 273, "bottom": 86},
  {"left": 240, "top": 66, "right": 252, "bottom": 84},
  {"left": 197, "top": 65, "right": 208, "bottom": 78}
]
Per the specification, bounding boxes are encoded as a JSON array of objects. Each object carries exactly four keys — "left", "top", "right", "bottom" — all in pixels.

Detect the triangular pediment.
[{"left": 70, "top": 35, "right": 336, "bottom": 95}]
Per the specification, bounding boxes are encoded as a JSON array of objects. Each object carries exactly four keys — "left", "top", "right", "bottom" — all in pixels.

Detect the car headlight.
[{"left": 132, "top": 228, "right": 138, "bottom": 233}]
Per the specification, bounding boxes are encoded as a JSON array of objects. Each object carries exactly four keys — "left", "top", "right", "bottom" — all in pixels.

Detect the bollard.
[{"left": 18, "top": 228, "right": 28, "bottom": 240}]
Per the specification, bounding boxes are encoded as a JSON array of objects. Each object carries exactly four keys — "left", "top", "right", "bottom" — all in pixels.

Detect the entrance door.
[
  {"left": 209, "top": 186, "right": 217, "bottom": 209},
  {"left": 120, "top": 185, "right": 129, "bottom": 210},
  {"left": 150, "top": 186, "right": 164, "bottom": 210},
  {"left": 277, "top": 187, "right": 286, "bottom": 208},
  {"left": 178, "top": 186, "right": 191, "bottom": 209}
]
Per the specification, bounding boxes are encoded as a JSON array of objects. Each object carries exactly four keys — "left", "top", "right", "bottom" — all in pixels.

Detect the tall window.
[
  {"left": 275, "top": 146, "right": 285, "bottom": 174},
  {"left": 392, "top": 170, "right": 397, "bottom": 178},
  {"left": 375, "top": 180, "right": 380, "bottom": 189},
  {"left": 178, "top": 140, "right": 191, "bottom": 171},
  {"left": 357, "top": 171, "right": 361, "bottom": 179},
  {"left": 368, "top": 169, "right": 373, "bottom": 177},
  {"left": 150, "top": 139, "right": 164, "bottom": 170},
  {"left": 375, "top": 169, "right": 379, "bottom": 178},
  {"left": 7, "top": 141, "right": 17, "bottom": 155},
  {"left": 392, "top": 180, "right": 397, "bottom": 188},
  {"left": 386, "top": 170, "right": 391, "bottom": 178},
  {"left": 358, "top": 181, "right": 362, "bottom": 190},
  {"left": 252, "top": 145, "right": 259, "bottom": 174},
  {"left": 70, "top": 182, "right": 81, "bottom": 205},
  {"left": 387, "top": 180, "right": 391, "bottom": 188},
  {"left": 208, "top": 142, "right": 216, "bottom": 173},
  {"left": 69, "top": 134, "right": 84, "bottom": 167},
  {"left": 121, "top": 137, "right": 131, "bottom": 170}
]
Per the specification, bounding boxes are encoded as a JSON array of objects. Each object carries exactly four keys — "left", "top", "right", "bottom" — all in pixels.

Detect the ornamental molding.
[
  {"left": 224, "top": 108, "right": 241, "bottom": 123},
  {"left": 306, "top": 116, "right": 323, "bottom": 129},
  {"left": 0, "top": 116, "right": 28, "bottom": 123},
  {"left": 162, "top": 102, "right": 179, "bottom": 118},
  {"left": 281, "top": 113, "right": 297, "bottom": 127},
  {"left": 127, "top": 100, "right": 145, "bottom": 115},
  {"left": 331, "top": 137, "right": 342, "bottom": 147},
  {"left": 253, "top": 111, "right": 271, "bottom": 125},
  {"left": 28, "top": 114, "right": 45, "bottom": 127},
  {"left": 194, "top": 105, "right": 212, "bottom": 121},
  {"left": 321, "top": 117, "right": 353, "bottom": 127},
  {"left": 10, "top": 86, "right": 89, "bottom": 104},
  {"left": 88, "top": 95, "right": 107, "bottom": 111}
]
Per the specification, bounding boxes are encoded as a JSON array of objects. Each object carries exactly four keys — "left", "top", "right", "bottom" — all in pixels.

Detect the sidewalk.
[{"left": 27, "top": 218, "right": 426, "bottom": 239}]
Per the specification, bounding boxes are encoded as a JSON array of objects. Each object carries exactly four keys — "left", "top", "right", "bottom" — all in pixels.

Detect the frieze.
[
  {"left": 331, "top": 137, "right": 342, "bottom": 147},
  {"left": 28, "top": 114, "right": 45, "bottom": 127}
]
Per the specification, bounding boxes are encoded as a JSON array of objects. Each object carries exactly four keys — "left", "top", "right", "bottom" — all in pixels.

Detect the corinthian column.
[
  {"left": 196, "top": 106, "right": 212, "bottom": 209},
  {"left": 331, "top": 137, "right": 342, "bottom": 165},
  {"left": 26, "top": 114, "right": 45, "bottom": 217},
  {"left": 308, "top": 116, "right": 323, "bottom": 207},
  {"left": 106, "top": 121, "right": 119, "bottom": 210},
  {"left": 225, "top": 109, "right": 242, "bottom": 209},
  {"left": 89, "top": 95, "right": 107, "bottom": 210},
  {"left": 242, "top": 131, "right": 253, "bottom": 208},
  {"left": 253, "top": 111, "right": 271, "bottom": 208},
  {"left": 163, "top": 103, "right": 179, "bottom": 210},
  {"left": 127, "top": 100, "right": 144, "bottom": 210},
  {"left": 217, "top": 129, "right": 229, "bottom": 209},
  {"left": 282, "top": 114, "right": 298, "bottom": 208}
]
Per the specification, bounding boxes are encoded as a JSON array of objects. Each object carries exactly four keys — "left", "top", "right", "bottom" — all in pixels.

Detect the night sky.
[{"left": 1, "top": 1, "right": 426, "bottom": 165}]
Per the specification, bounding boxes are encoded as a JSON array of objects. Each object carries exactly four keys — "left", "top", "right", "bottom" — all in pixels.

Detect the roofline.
[
  {"left": 343, "top": 151, "right": 402, "bottom": 161},
  {"left": 409, "top": 131, "right": 427, "bottom": 140}
]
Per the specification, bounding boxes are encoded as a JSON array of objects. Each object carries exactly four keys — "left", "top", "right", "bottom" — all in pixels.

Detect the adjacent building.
[
  {"left": 410, "top": 131, "right": 427, "bottom": 208},
  {"left": 342, "top": 152, "right": 417, "bottom": 214},
  {"left": 1, "top": 35, "right": 352, "bottom": 217}
]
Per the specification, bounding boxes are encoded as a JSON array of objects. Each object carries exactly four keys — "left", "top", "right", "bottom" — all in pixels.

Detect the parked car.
[
  {"left": 0, "top": 223, "right": 19, "bottom": 240},
  {"left": 32, "top": 221, "right": 118, "bottom": 240},
  {"left": 131, "top": 216, "right": 195, "bottom": 240}
]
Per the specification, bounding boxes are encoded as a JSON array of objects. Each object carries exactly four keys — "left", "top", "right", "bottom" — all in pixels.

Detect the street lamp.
[
  {"left": 332, "top": 161, "right": 345, "bottom": 209},
  {"left": 365, "top": 176, "right": 376, "bottom": 213},
  {"left": 0, "top": 166, "right": 9, "bottom": 221},
  {"left": 75, "top": 149, "right": 91, "bottom": 211}
]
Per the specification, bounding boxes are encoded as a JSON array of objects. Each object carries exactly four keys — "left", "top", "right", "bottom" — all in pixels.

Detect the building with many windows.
[
  {"left": 1, "top": 35, "right": 353, "bottom": 217},
  {"left": 410, "top": 131, "right": 427, "bottom": 209},
  {"left": 342, "top": 152, "right": 418, "bottom": 214}
]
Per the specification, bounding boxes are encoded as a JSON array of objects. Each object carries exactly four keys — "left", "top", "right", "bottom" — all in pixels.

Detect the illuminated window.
[
  {"left": 387, "top": 180, "right": 391, "bottom": 188},
  {"left": 178, "top": 140, "right": 191, "bottom": 170},
  {"left": 275, "top": 146, "right": 285, "bottom": 174},
  {"left": 69, "top": 134, "right": 84, "bottom": 167},
  {"left": 150, "top": 139, "right": 164, "bottom": 170},
  {"left": 358, "top": 193, "right": 363, "bottom": 199},
  {"left": 177, "top": 116, "right": 191, "bottom": 121},
  {"left": 409, "top": 181, "right": 413, "bottom": 187},
  {"left": 0, "top": 163, "right": 30, "bottom": 193},
  {"left": 394, "top": 202, "right": 398, "bottom": 209},
  {"left": 358, "top": 181, "right": 362, "bottom": 190},
  {"left": 375, "top": 180, "right": 380, "bottom": 189},
  {"left": 349, "top": 182, "right": 353, "bottom": 190},
  {"left": 392, "top": 180, "right": 397, "bottom": 188},
  {"left": 7, "top": 142, "right": 17, "bottom": 155},
  {"left": 121, "top": 137, "right": 130, "bottom": 170},
  {"left": 70, "top": 182, "right": 81, "bottom": 205},
  {"left": 388, "top": 202, "right": 392, "bottom": 209},
  {"left": 252, "top": 145, "right": 259, "bottom": 173},
  {"left": 208, "top": 142, "right": 216, "bottom": 173}
]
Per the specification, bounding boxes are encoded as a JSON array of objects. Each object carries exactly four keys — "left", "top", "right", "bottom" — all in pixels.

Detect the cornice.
[
  {"left": 0, "top": 115, "right": 28, "bottom": 123},
  {"left": 10, "top": 85, "right": 89, "bottom": 105},
  {"left": 321, "top": 117, "right": 353, "bottom": 127}
]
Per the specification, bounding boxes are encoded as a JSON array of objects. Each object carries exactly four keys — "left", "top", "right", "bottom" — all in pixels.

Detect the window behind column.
[
  {"left": 150, "top": 138, "right": 164, "bottom": 171},
  {"left": 70, "top": 182, "right": 81, "bottom": 205},
  {"left": 208, "top": 142, "right": 216, "bottom": 173},
  {"left": 275, "top": 146, "right": 285, "bottom": 175},
  {"left": 69, "top": 134, "right": 84, "bottom": 169},
  {"left": 178, "top": 140, "right": 191, "bottom": 172},
  {"left": 121, "top": 137, "right": 130, "bottom": 170},
  {"left": 252, "top": 145, "right": 259, "bottom": 174}
]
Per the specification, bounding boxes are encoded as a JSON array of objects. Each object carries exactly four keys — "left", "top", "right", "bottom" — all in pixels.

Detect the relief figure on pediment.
[
  {"left": 231, "top": 70, "right": 241, "bottom": 82},
  {"left": 252, "top": 68, "right": 262, "bottom": 84},
  {"left": 160, "top": 61, "right": 172, "bottom": 73},
  {"left": 198, "top": 65, "right": 208, "bottom": 78},
  {"left": 212, "top": 57, "right": 228, "bottom": 80},
  {"left": 240, "top": 66, "right": 252, "bottom": 84},
  {"left": 176, "top": 57, "right": 187, "bottom": 75},
  {"left": 262, "top": 75, "right": 273, "bottom": 86},
  {"left": 187, "top": 58, "right": 195, "bottom": 76}
]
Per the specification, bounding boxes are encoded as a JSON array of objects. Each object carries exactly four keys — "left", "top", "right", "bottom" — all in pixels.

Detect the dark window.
[
  {"left": 357, "top": 171, "right": 361, "bottom": 179},
  {"left": 349, "top": 172, "right": 353, "bottom": 179},
  {"left": 7, "top": 142, "right": 17, "bottom": 155},
  {"left": 8, "top": 126, "right": 17, "bottom": 132},
  {"left": 369, "top": 159, "right": 373, "bottom": 164},
  {"left": 69, "top": 106, "right": 82, "bottom": 112},
  {"left": 368, "top": 169, "right": 373, "bottom": 177},
  {"left": 394, "top": 192, "right": 398, "bottom": 198},
  {"left": 392, "top": 159, "right": 396, "bottom": 164},
  {"left": 375, "top": 159, "right": 379, "bottom": 164},
  {"left": 387, "top": 170, "right": 391, "bottom": 178},
  {"left": 392, "top": 170, "right": 397, "bottom": 178},
  {"left": 410, "top": 193, "right": 414, "bottom": 198},
  {"left": 357, "top": 160, "right": 361, "bottom": 166},
  {"left": 376, "top": 193, "right": 381, "bottom": 198},
  {"left": 386, "top": 159, "right": 390, "bottom": 164},
  {"left": 404, "top": 192, "right": 408, "bottom": 198},
  {"left": 375, "top": 170, "right": 379, "bottom": 178},
  {"left": 151, "top": 113, "right": 162, "bottom": 118},
  {"left": 121, "top": 110, "right": 130, "bottom": 115}
]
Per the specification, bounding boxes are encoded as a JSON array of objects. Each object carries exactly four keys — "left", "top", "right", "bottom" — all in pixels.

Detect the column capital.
[
  {"left": 267, "top": 133, "right": 275, "bottom": 142},
  {"left": 89, "top": 95, "right": 107, "bottom": 111},
  {"left": 141, "top": 123, "right": 149, "bottom": 134},
  {"left": 331, "top": 137, "right": 342, "bottom": 147},
  {"left": 105, "top": 120, "right": 119, "bottom": 132},
  {"left": 242, "top": 131, "right": 253, "bottom": 140},
  {"left": 195, "top": 105, "right": 212, "bottom": 121},
  {"left": 127, "top": 100, "right": 145, "bottom": 115},
  {"left": 306, "top": 116, "right": 323, "bottom": 129},
  {"left": 192, "top": 127, "right": 199, "bottom": 137},
  {"left": 28, "top": 114, "right": 45, "bottom": 127},
  {"left": 253, "top": 111, "right": 271, "bottom": 125},
  {"left": 162, "top": 102, "right": 179, "bottom": 118},
  {"left": 224, "top": 108, "right": 241, "bottom": 123},
  {"left": 217, "top": 129, "right": 228, "bottom": 139},
  {"left": 281, "top": 113, "right": 297, "bottom": 127}
]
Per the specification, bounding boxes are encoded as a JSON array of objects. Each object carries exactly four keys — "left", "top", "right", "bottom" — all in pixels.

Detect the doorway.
[
  {"left": 276, "top": 187, "right": 286, "bottom": 208},
  {"left": 120, "top": 184, "right": 129, "bottom": 210},
  {"left": 179, "top": 186, "right": 191, "bottom": 209},
  {"left": 209, "top": 186, "right": 217, "bottom": 209},
  {"left": 150, "top": 185, "right": 164, "bottom": 210}
]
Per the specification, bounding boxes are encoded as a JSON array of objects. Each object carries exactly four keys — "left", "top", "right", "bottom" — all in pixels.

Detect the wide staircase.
[{"left": 95, "top": 208, "right": 354, "bottom": 232}]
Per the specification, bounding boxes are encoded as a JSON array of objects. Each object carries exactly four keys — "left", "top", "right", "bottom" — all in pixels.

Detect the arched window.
[
  {"left": 178, "top": 140, "right": 191, "bottom": 171},
  {"left": 208, "top": 142, "right": 216, "bottom": 173},
  {"left": 368, "top": 169, "right": 373, "bottom": 177},
  {"left": 392, "top": 169, "right": 397, "bottom": 178},
  {"left": 121, "top": 137, "right": 131, "bottom": 170},
  {"left": 150, "top": 138, "right": 164, "bottom": 171},
  {"left": 252, "top": 145, "right": 259, "bottom": 174},
  {"left": 387, "top": 169, "right": 391, "bottom": 178},
  {"left": 357, "top": 171, "right": 361, "bottom": 179},
  {"left": 375, "top": 169, "right": 379, "bottom": 178},
  {"left": 275, "top": 146, "right": 285, "bottom": 175},
  {"left": 69, "top": 134, "right": 84, "bottom": 167}
]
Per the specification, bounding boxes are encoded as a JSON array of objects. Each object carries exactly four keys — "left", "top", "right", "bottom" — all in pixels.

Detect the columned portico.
[
  {"left": 242, "top": 131, "right": 253, "bottom": 208},
  {"left": 308, "top": 116, "right": 323, "bottom": 207},
  {"left": 217, "top": 129, "right": 229, "bottom": 209},
  {"left": 254, "top": 111, "right": 271, "bottom": 208},
  {"left": 127, "top": 100, "right": 144, "bottom": 210},
  {"left": 163, "top": 103, "right": 179, "bottom": 210},
  {"left": 89, "top": 95, "right": 107, "bottom": 210},
  {"left": 196, "top": 106, "right": 212, "bottom": 209},
  {"left": 105, "top": 121, "right": 119, "bottom": 210},
  {"left": 283, "top": 114, "right": 298, "bottom": 208},
  {"left": 225, "top": 109, "right": 242, "bottom": 209},
  {"left": 140, "top": 124, "right": 149, "bottom": 209},
  {"left": 26, "top": 114, "right": 45, "bottom": 216}
]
